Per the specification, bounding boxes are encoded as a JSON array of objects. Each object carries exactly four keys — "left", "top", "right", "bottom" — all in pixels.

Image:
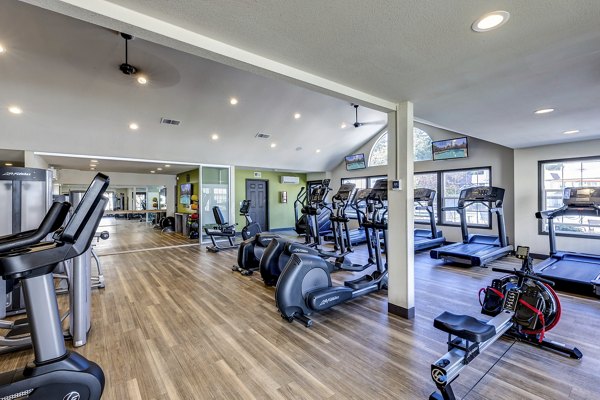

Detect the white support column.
[{"left": 386, "top": 102, "right": 415, "bottom": 319}]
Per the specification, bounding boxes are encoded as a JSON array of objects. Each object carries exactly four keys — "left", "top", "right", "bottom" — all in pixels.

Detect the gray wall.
[{"left": 328, "top": 122, "right": 515, "bottom": 243}]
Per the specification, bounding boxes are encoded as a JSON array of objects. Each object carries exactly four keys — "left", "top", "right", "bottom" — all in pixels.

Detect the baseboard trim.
[
  {"left": 388, "top": 303, "right": 415, "bottom": 319},
  {"left": 269, "top": 227, "right": 295, "bottom": 232}
]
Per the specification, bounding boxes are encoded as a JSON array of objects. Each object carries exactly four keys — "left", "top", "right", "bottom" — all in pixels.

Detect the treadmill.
[
  {"left": 535, "top": 187, "right": 600, "bottom": 297},
  {"left": 414, "top": 188, "right": 445, "bottom": 251},
  {"left": 430, "top": 186, "right": 513, "bottom": 267}
]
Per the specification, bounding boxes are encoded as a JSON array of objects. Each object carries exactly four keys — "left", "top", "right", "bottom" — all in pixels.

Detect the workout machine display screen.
[
  {"left": 345, "top": 153, "right": 366, "bottom": 171},
  {"left": 432, "top": 137, "right": 468, "bottom": 161},
  {"left": 180, "top": 183, "right": 192, "bottom": 205}
]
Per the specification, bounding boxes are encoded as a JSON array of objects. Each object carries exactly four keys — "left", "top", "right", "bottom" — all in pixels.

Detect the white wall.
[
  {"left": 328, "top": 122, "right": 515, "bottom": 243},
  {"left": 514, "top": 139, "right": 600, "bottom": 254},
  {"left": 57, "top": 169, "right": 177, "bottom": 215}
]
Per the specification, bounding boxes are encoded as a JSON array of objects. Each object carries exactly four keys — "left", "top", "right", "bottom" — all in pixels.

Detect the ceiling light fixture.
[
  {"left": 211, "top": 133, "right": 219, "bottom": 140},
  {"left": 129, "top": 123, "right": 139, "bottom": 130},
  {"left": 563, "top": 130, "right": 580, "bottom": 135},
  {"left": 270, "top": 143, "right": 277, "bottom": 148},
  {"left": 91, "top": 159, "right": 98, "bottom": 163},
  {"left": 534, "top": 108, "right": 555, "bottom": 115},
  {"left": 341, "top": 123, "right": 347, "bottom": 129},
  {"left": 90, "top": 167, "right": 95, "bottom": 171},
  {"left": 8, "top": 106, "right": 22, "bottom": 114},
  {"left": 5, "top": 163, "right": 13, "bottom": 166},
  {"left": 165, "top": 164, "right": 171, "bottom": 167},
  {"left": 137, "top": 76, "right": 148, "bottom": 85},
  {"left": 230, "top": 98, "right": 238, "bottom": 105},
  {"left": 316, "top": 149, "right": 321, "bottom": 153},
  {"left": 0, "top": 45, "right": 5, "bottom": 54},
  {"left": 157, "top": 167, "right": 163, "bottom": 171},
  {"left": 150, "top": 170, "right": 156, "bottom": 173},
  {"left": 90, "top": 164, "right": 97, "bottom": 167},
  {"left": 472, "top": 11, "right": 510, "bottom": 32},
  {"left": 294, "top": 113, "right": 301, "bottom": 119}
]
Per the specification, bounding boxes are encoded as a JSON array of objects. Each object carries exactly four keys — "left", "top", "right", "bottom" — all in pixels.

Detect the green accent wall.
[
  {"left": 235, "top": 169, "right": 307, "bottom": 230},
  {"left": 176, "top": 168, "right": 199, "bottom": 213}
]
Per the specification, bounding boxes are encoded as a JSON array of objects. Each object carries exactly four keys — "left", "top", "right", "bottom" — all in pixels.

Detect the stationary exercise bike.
[
  {"left": 429, "top": 245, "right": 582, "bottom": 400},
  {"left": 239, "top": 200, "right": 262, "bottom": 241},
  {"left": 275, "top": 179, "right": 389, "bottom": 327},
  {"left": 0, "top": 174, "right": 108, "bottom": 399}
]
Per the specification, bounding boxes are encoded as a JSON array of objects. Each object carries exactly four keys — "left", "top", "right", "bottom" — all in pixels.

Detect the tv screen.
[
  {"left": 180, "top": 183, "right": 192, "bottom": 205},
  {"left": 345, "top": 153, "right": 366, "bottom": 171},
  {"left": 432, "top": 137, "right": 468, "bottom": 161}
]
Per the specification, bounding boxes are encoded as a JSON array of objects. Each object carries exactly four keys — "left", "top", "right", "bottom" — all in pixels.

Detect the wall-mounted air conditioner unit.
[{"left": 280, "top": 176, "right": 300, "bottom": 184}]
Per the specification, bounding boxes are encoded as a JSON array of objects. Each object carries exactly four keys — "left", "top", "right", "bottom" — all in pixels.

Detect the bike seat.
[{"left": 433, "top": 311, "right": 496, "bottom": 343}]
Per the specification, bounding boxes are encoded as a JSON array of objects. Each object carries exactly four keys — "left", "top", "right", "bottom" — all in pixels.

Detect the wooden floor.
[{"left": 1, "top": 219, "right": 599, "bottom": 399}]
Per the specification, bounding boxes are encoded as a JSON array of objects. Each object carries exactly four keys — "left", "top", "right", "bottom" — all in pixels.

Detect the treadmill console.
[
  {"left": 369, "top": 179, "right": 388, "bottom": 202},
  {"left": 332, "top": 183, "right": 356, "bottom": 201},
  {"left": 458, "top": 186, "right": 505, "bottom": 206},
  {"left": 563, "top": 187, "right": 600, "bottom": 207},
  {"left": 414, "top": 188, "right": 436, "bottom": 205}
]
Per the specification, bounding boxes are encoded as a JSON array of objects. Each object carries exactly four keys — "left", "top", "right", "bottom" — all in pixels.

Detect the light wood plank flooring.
[{"left": 1, "top": 220, "right": 598, "bottom": 399}]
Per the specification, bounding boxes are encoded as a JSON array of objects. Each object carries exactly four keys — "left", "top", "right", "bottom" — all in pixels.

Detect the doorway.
[{"left": 246, "top": 179, "right": 269, "bottom": 231}]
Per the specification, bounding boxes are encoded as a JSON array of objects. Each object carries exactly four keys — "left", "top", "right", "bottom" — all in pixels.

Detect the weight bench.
[{"left": 205, "top": 206, "right": 238, "bottom": 253}]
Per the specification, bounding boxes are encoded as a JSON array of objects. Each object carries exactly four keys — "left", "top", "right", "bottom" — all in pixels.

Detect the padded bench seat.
[{"left": 433, "top": 311, "right": 496, "bottom": 343}]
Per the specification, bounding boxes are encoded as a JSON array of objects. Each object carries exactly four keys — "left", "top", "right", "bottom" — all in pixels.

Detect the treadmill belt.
[{"left": 541, "top": 260, "right": 600, "bottom": 282}]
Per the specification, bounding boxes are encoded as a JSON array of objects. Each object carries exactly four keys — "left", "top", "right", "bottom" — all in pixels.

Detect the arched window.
[{"left": 368, "top": 128, "right": 432, "bottom": 167}]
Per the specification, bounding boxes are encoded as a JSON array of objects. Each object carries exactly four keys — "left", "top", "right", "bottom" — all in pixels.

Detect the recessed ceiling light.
[
  {"left": 316, "top": 149, "right": 321, "bottom": 153},
  {"left": 157, "top": 167, "right": 163, "bottom": 171},
  {"left": 211, "top": 133, "right": 219, "bottom": 140},
  {"left": 165, "top": 164, "right": 171, "bottom": 168},
  {"left": 230, "top": 98, "right": 238, "bottom": 105},
  {"left": 294, "top": 113, "right": 301, "bottom": 119},
  {"left": 270, "top": 143, "right": 277, "bottom": 148},
  {"left": 8, "top": 106, "right": 22, "bottom": 114},
  {"left": 129, "top": 122, "right": 139, "bottom": 130},
  {"left": 150, "top": 170, "right": 156, "bottom": 173},
  {"left": 137, "top": 76, "right": 148, "bottom": 85},
  {"left": 534, "top": 108, "right": 555, "bottom": 115},
  {"left": 90, "top": 164, "right": 97, "bottom": 167},
  {"left": 563, "top": 130, "right": 580, "bottom": 135},
  {"left": 0, "top": 45, "right": 5, "bottom": 54},
  {"left": 90, "top": 167, "right": 95, "bottom": 171},
  {"left": 4, "top": 163, "right": 13, "bottom": 166},
  {"left": 341, "top": 123, "right": 347, "bottom": 129},
  {"left": 472, "top": 11, "right": 510, "bottom": 32},
  {"left": 91, "top": 159, "right": 98, "bottom": 163}
]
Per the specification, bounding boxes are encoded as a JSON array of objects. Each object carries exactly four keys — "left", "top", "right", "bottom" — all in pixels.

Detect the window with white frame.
[
  {"left": 540, "top": 158, "right": 600, "bottom": 236},
  {"left": 414, "top": 172, "right": 438, "bottom": 223},
  {"left": 368, "top": 127, "right": 433, "bottom": 167},
  {"left": 442, "top": 168, "right": 491, "bottom": 226}
]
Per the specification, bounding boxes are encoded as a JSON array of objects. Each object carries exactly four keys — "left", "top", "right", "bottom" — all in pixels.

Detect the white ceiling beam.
[{"left": 23, "top": 0, "right": 396, "bottom": 112}]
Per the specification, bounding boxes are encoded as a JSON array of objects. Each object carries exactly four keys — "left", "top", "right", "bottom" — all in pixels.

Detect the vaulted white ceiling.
[
  {"left": 28, "top": 0, "right": 600, "bottom": 149},
  {"left": 0, "top": 1, "right": 386, "bottom": 173}
]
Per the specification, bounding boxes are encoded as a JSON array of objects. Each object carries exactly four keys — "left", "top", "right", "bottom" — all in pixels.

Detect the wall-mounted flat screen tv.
[
  {"left": 180, "top": 183, "right": 192, "bottom": 205},
  {"left": 345, "top": 153, "right": 366, "bottom": 171},
  {"left": 432, "top": 137, "right": 468, "bottom": 161}
]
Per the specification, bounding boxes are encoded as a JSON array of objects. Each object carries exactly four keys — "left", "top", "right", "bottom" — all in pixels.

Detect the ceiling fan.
[
  {"left": 116, "top": 33, "right": 181, "bottom": 88},
  {"left": 119, "top": 33, "right": 145, "bottom": 83},
  {"left": 350, "top": 103, "right": 386, "bottom": 128}
]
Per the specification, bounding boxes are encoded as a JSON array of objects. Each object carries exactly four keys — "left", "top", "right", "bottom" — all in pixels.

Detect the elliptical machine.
[
  {"left": 0, "top": 174, "right": 108, "bottom": 399},
  {"left": 301, "top": 180, "right": 332, "bottom": 247},
  {"left": 329, "top": 182, "right": 356, "bottom": 257},
  {"left": 429, "top": 245, "right": 581, "bottom": 400},
  {"left": 275, "top": 179, "right": 389, "bottom": 327}
]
